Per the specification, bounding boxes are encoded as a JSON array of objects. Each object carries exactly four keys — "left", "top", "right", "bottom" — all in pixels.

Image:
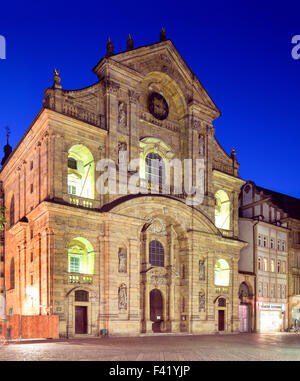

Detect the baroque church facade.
[{"left": 1, "top": 31, "right": 247, "bottom": 337}]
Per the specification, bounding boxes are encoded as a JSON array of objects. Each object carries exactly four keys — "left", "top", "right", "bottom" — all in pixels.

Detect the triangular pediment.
[{"left": 93, "top": 40, "right": 219, "bottom": 115}]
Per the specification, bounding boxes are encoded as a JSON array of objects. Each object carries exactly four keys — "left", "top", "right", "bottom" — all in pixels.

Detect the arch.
[
  {"left": 68, "top": 237, "right": 94, "bottom": 275},
  {"left": 214, "top": 259, "right": 230, "bottom": 286},
  {"left": 149, "top": 240, "right": 164, "bottom": 267},
  {"left": 215, "top": 190, "right": 230, "bottom": 230},
  {"left": 9, "top": 257, "right": 15, "bottom": 289},
  {"left": 68, "top": 144, "right": 95, "bottom": 199},
  {"left": 142, "top": 71, "right": 188, "bottom": 120},
  {"left": 239, "top": 281, "right": 253, "bottom": 298}
]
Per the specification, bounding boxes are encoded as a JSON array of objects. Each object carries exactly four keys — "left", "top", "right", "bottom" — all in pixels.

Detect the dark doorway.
[
  {"left": 75, "top": 306, "right": 88, "bottom": 334},
  {"left": 150, "top": 289, "right": 163, "bottom": 332},
  {"left": 218, "top": 310, "right": 225, "bottom": 331}
]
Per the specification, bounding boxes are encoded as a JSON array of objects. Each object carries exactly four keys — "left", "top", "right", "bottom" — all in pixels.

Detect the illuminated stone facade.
[{"left": 1, "top": 36, "right": 247, "bottom": 336}]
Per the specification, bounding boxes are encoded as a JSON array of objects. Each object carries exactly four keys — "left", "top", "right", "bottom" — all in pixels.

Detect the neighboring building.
[
  {"left": 239, "top": 181, "right": 292, "bottom": 332},
  {"left": 0, "top": 32, "right": 246, "bottom": 337}
]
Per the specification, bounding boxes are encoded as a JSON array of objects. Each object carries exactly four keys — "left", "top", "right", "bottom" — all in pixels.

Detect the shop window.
[
  {"left": 214, "top": 190, "right": 230, "bottom": 230},
  {"left": 214, "top": 259, "right": 230, "bottom": 286}
]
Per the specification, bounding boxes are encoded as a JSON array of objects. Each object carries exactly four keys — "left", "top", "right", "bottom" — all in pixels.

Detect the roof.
[{"left": 256, "top": 185, "right": 300, "bottom": 220}]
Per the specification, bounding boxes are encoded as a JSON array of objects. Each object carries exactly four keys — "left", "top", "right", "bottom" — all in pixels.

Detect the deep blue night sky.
[{"left": 0, "top": 0, "right": 299, "bottom": 197}]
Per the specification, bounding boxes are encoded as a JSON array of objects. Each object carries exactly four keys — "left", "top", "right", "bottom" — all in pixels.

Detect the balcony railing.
[
  {"left": 69, "top": 196, "right": 93, "bottom": 209},
  {"left": 68, "top": 273, "right": 93, "bottom": 284}
]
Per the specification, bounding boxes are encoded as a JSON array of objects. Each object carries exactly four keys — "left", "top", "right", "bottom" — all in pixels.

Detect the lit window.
[
  {"left": 215, "top": 190, "right": 230, "bottom": 230},
  {"left": 68, "top": 237, "right": 95, "bottom": 275},
  {"left": 68, "top": 145, "right": 95, "bottom": 200},
  {"left": 282, "top": 261, "right": 286, "bottom": 273},
  {"left": 149, "top": 240, "right": 164, "bottom": 267},
  {"left": 270, "top": 259, "right": 275, "bottom": 272},
  {"left": 263, "top": 258, "right": 268, "bottom": 272},
  {"left": 214, "top": 259, "right": 230, "bottom": 286}
]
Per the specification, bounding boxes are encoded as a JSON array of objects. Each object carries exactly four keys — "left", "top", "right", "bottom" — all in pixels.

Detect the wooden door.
[
  {"left": 75, "top": 306, "right": 87, "bottom": 334},
  {"left": 218, "top": 310, "right": 225, "bottom": 331}
]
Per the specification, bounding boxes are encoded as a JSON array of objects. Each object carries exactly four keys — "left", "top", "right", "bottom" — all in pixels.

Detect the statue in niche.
[
  {"left": 199, "top": 291, "right": 205, "bottom": 312},
  {"left": 199, "top": 135, "right": 205, "bottom": 156},
  {"left": 118, "top": 248, "right": 127, "bottom": 273},
  {"left": 199, "top": 259, "right": 205, "bottom": 281},
  {"left": 118, "top": 284, "right": 127, "bottom": 310},
  {"left": 118, "top": 141, "right": 127, "bottom": 164},
  {"left": 118, "top": 102, "right": 127, "bottom": 128}
]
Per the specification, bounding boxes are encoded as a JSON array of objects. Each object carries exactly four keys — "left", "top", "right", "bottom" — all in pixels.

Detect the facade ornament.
[
  {"left": 199, "top": 259, "right": 205, "bottom": 281},
  {"left": 102, "top": 78, "right": 120, "bottom": 95},
  {"left": 128, "top": 89, "right": 140, "bottom": 104},
  {"left": 160, "top": 27, "right": 167, "bottom": 42},
  {"left": 148, "top": 218, "right": 166, "bottom": 235},
  {"left": 198, "top": 134, "right": 205, "bottom": 156},
  {"left": 127, "top": 34, "right": 134, "bottom": 50},
  {"left": 106, "top": 37, "right": 114, "bottom": 57},
  {"left": 199, "top": 290, "right": 205, "bottom": 312},
  {"left": 118, "top": 102, "right": 127, "bottom": 128},
  {"left": 118, "top": 284, "right": 127, "bottom": 310},
  {"left": 118, "top": 248, "right": 127, "bottom": 273},
  {"left": 53, "top": 68, "right": 62, "bottom": 89}
]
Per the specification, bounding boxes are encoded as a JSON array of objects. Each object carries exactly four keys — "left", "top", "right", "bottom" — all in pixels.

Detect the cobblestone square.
[{"left": 1, "top": 333, "right": 300, "bottom": 361}]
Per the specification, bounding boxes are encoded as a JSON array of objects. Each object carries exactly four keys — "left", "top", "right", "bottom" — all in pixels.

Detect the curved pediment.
[{"left": 106, "top": 194, "right": 220, "bottom": 236}]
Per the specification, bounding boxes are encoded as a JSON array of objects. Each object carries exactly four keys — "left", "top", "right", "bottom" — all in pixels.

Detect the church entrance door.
[{"left": 150, "top": 289, "right": 163, "bottom": 332}]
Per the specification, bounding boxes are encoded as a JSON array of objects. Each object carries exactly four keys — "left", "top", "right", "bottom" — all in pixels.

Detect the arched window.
[
  {"left": 214, "top": 259, "right": 230, "bottom": 286},
  {"left": 68, "top": 145, "right": 95, "bottom": 199},
  {"left": 149, "top": 240, "right": 164, "bottom": 267},
  {"left": 218, "top": 297, "right": 226, "bottom": 307},
  {"left": 68, "top": 237, "right": 95, "bottom": 275},
  {"left": 258, "top": 257, "right": 262, "bottom": 270},
  {"left": 10, "top": 195, "right": 15, "bottom": 227},
  {"left": 215, "top": 190, "right": 230, "bottom": 230},
  {"left": 10, "top": 258, "right": 15, "bottom": 289},
  {"left": 145, "top": 153, "right": 165, "bottom": 188}
]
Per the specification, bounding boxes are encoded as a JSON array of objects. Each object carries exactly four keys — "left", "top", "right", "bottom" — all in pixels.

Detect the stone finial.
[
  {"left": 127, "top": 34, "right": 134, "bottom": 50},
  {"left": 231, "top": 147, "right": 237, "bottom": 160},
  {"left": 160, "top": 27, "right": 167, "bottom": 42},
  {"left": 106, "top": 37, "right": 114, "bottom": 57},
  {"left": 53, "top": 68, "right": 62, "bottom": 89}
]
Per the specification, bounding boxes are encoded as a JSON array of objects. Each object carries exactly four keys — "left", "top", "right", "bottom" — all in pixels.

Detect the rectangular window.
[
  {"left": 282, "top": 285, "right": 286, "bottom": 299},
  {"left": 263, "top": 236, "right": 268, "bottom": 248},
  {"left": 282, "top": 241, "right": 286, "bottom": 251},
  {"left": 271, "top": 284, "right": 275, "bottom": 298},
  {"left": 271, "top": 259, "right": 275, "bottom": 272},
  {"left": 270, "top": 238, "right": 274, "bottom": 249},
  {"left": 68, "top": 185, "right": 77, "bottom": 195},
  {"left": 258, "top": 282, "right": 262, "bottom": 297},
  {"left": 277, "top": 240, "right": 281, "bottom": 250},
  {"left": 30, "top": 184, "right": 33, "bottom": 193},
  {"left": 69, "top": 256, "right": 80, "bottom": 273},
  {"left": 263, "top": 258, "right": 268, "bottom": 272},
  {"left": 263, "top": 283, "right": 268, "bottom": 297}
]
